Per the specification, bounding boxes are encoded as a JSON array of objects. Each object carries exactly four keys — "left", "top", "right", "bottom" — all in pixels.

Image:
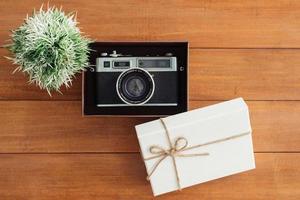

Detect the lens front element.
[{"left": 116, "top": 68, "right": 155, "bottom": 105}]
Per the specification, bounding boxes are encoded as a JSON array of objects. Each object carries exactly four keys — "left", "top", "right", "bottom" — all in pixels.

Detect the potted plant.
[{"left": 5, "top": 6, "right": 91, "bottom": 95}]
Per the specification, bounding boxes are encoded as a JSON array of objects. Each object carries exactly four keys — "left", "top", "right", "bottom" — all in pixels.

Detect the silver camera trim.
[{"left": 96, "top": 57, "right": 177, "bottom": 72}]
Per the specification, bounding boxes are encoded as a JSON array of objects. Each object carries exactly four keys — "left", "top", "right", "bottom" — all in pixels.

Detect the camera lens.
[
  {"left": 124, "top": 76, "right": 147, "bottom": 98},
  {"left": 116, "top": 68, "right": 154, "bottom": 105}
]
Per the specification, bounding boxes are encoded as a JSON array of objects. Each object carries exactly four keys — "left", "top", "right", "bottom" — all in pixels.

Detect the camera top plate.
[{"left": 96, "top": 56, "right": 177, "bottom": 72}]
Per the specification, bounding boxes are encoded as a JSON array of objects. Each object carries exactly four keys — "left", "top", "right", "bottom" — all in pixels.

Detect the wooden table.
[{"left": 0, "top": 1, "right": 299, "bottom": 199}]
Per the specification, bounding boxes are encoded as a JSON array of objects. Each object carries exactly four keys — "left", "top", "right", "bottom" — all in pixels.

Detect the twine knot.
[
  {"left": 149, "top": 137, "right": 188, "bottom": 157},
  {"left": 144, "top": 120, "right": 209, "bottom": 190}
]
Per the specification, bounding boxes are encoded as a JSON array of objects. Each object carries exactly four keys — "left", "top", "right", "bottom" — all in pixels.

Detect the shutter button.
[{"left": 110, "top": 50, "right": 122, "bottom": 57}]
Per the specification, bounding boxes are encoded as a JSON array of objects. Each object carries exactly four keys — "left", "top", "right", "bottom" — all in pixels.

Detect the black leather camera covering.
[{"left": 83, "top": 42, "right": 188, "bottom": 116}]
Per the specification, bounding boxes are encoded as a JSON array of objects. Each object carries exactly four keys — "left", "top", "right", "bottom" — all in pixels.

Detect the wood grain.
[
  {"left": 190, "top": 49, "right": 300, "bottom": 100},
  {"left": 1, "top": 48, "right": 300, "bottom": 100},
  {"left": 1, "top": 1, "right": 300, "bottom": 199},
  {"left": 2, "top": 0, "right": 300, "bottom": 48},
  {"left": 0, "top": 153, "right": 298, "bottom": 200},
  {"left": 0, "top": 100, "right": 299, "bottom": 153}
]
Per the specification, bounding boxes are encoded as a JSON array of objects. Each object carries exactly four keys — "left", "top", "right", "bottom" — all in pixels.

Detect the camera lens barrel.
[{"left": 116, "top": 68, "right": 155, "bottom": 105}]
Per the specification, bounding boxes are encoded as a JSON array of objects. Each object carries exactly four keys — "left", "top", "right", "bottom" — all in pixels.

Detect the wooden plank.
[
  {"left": 0, "top": 153, "right": 298, "bottom": 200},
  {"left": 1, "top": 48, "right": 300, "bottom": 100},
  {"left": 0, "top": 100, "right": 299, "bottom": 153},
  {"left": 1, "top": 0, "right": 300, "bottom": 48},
  {"left": 190, "top": 49, "right": 300, "bottom": 100}
]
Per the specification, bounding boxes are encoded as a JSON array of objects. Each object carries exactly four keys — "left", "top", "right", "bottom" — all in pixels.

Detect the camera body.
[{"left": 95, "top": 51, "right": 178, "bottom": 107}]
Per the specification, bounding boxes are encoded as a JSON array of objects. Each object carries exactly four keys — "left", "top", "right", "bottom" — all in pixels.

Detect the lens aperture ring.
[{"left": 116, "top": 68, "right": 155, "bottom": 105}]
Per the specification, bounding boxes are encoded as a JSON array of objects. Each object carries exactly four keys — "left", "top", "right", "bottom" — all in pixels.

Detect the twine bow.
[{"left": 143, "top": 118, "right": 250, "bottom": 191}]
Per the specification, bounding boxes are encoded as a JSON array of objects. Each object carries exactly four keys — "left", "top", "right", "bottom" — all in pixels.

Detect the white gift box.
[{"left": 135, "top": 98, "right": 255, "bottom": 196}]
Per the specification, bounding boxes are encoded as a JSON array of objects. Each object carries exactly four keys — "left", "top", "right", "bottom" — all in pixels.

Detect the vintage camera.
[{"left": 95, "top": 51, "right": 178, "bottom": 107}]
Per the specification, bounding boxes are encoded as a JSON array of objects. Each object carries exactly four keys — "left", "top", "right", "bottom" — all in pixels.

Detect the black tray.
[{"left": 83, "top": 42, "right": 188, "bottom": 116}]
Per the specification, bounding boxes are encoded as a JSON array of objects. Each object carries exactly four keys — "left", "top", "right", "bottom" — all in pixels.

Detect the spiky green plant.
[{"left": 5, "top": 6, "right": 91, "bottom": 95}]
